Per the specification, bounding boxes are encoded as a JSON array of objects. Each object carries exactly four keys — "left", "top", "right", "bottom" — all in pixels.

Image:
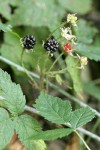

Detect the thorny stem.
[
  {"left": 75, "top": 130, "right": 91, "bottom": 150},
  {"left": 21, "top": 49, "right": 38, "bottom": 89}
]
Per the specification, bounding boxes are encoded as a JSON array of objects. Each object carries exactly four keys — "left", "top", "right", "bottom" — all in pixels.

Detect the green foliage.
[
  {"left": 0, "top": 108, "right": 14, "bottom": 149},
  {"left": 0, "top": 31, "right": 51, "bottom": 72},
  {"left": 75, "top": 19, "right": 97, "bottom": 44},
  {"left": 0, "top": 0, "right": 12, "bottom": 19},
  {"left": 0, "top": 0, "right": 19, "bottom": 19},
  {"left": 84, "top": 83, "right": 100, "bottom": 101},
  {"left": 35, "top": 92, "right": 95, "bottom": 130},
  {"left": 14, "top": 115, "right": 46, "bottom": 150},
  {"left": 58, "top": 0, "right": 92, "bottom": 14},
  {"left": 0, "top": 69, "right": 26, "bottom": 116},
  {"left": 0, "top": 0, "right": 99, "bottom": 148},
  {"left": 0, "top": 69, "right": 96, "bottom": 149},
  {"left": 0, "top": 22, "right": 12, "bottom": 32},
  {"left": 30, "top": 128, "right": 73, "bottom": 140},
  {"left": 0, "top": 69, "right": 46, "bottom": 149},
  {"left": 9, "top": 0, "right": 64, "bottom": 27},
  {"left": 66, "top": 56, "right": 83, "bottom": 93},
  {"left": 34, "top": 92, "right": 72, "bottom": 124},
  {"left": 70, "top": 107, "right": 95, "bottom": 128},
  {"left": 76, "top": 44, "right": 100, "bottom": 61}
]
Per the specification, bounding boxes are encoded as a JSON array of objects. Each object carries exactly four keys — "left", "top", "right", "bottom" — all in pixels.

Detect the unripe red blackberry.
[
  {"left": 44, "top": 36, "right": 59, "bottom": 56},
  {"left": 64, "top": 43, "right": 72, "bottom": 52},
  {"left": 21, "top": 35, "right": 36, "bottom": 50}
]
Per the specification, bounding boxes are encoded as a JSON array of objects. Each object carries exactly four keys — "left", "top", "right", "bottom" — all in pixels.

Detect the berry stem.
[
  {"left": 47, "top": 67, "right": 68, "bottom": 75},
  {"left": 9, "top": 31, "right": 21, "bottom": 39},
  {"left": 46, "top": 75, "right": 49, "bottom": 93},
  {"left": 75, "top": 130, "right": 91, "bottom": 150},
  {"left": 48, "top": 52, "right": 64, "bottom": 72}
]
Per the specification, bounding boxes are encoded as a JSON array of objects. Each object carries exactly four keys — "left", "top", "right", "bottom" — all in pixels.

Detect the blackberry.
[
  {"left": 21, "top": 35, "right": 36, "bottom": 51},
  {"left": 44, "top": 36, "right": 59, "bottom": 56}
]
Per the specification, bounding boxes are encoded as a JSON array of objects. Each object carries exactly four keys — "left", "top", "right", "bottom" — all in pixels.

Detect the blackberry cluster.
[
  {"left": 21, "top": 35, "right": 36, "bottom": 50},
  {"left": 44, "top": 36, "right": 59, "bottom": 55}
]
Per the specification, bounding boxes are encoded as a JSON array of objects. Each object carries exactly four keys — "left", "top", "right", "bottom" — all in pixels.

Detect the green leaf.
[
  {"left": 0, "top": 69, "right": 26, "bottom": 116},
  {"left": 70, "top": 107, "right": 95, "bottom": 129},
  {"left": 66, "top": 56, "right": 83, "bottom": 93},
  {"left": 0, "top": 108, "right": 14, "bottom": 149},
  {"left": 0, "top": 0, "right": 11, "bottom": 19},
  {"left": 75, "top": 19, "right": 97, "bottom": 44},
  {"left": 58, "top": 0, "right": 92, "bottom": 15},
  {"left": 0, "top": 0, "right": 20, "bottom": 19},
  {"left": 0, "top": 22, "right": 12, "bottom": 32},
  {"left": 30, "top": 128, "right": 73, "bottom": 140},
  {"left": 76, "top": 44, "right": 100, "bottom": 61},
  {"left": 34, "top": 92, "right": 72, "bottom": 124},
  {"left": 84, "top": 83, "right": 100, "bottom": 101},
  {"left": 14, "top": 115, "right": 46, "bottom": 150},
  {"left": 9, "top": 0, "right": 64, "bottom": 27}
]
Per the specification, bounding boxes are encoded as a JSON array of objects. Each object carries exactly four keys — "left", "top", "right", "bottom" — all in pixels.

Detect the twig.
[
  {"left": 0, "top": 56, "right": 100, "bottom": 118},
  {"left": 24, "top": 105, "right": 39, "bottom": 114}
]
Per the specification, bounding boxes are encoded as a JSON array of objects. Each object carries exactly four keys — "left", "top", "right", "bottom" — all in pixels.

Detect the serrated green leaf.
[
  {"left": 0, "top": 23, "right": 12, "bottom": 32},
  {"left": 0, "top": 69, "right": 26, "bottom": 116},
  {"left": 75, "top": 19, "right": 97, "bottom": 44},
  {"left": 14, "top": 115, "right": 46, "bottom": 150},
  {"left": 66, "top": 56, "right": 83, "bottom": 93},
  {"left": 84, "top": 83, "right": 100, "bottom": 101},
  {"left": 76, "top": 44, "right": 100, "bottom": 61},
  {"left": 35, "top": 92, "right": 72, "bottom": 124},
  {"left": 58, "top": 0, "right": 92, "bottom": 15},
  {"left": 9, "top": 0, "right": 64, "bottom": 27},
  {"left": 30, "top": 128, "right": 73, "bottom": 141},
  {"left": 0, "top": 108, "right": 14, "bottom": 149},
  {"left": 70, "top": 107, "right": 95, "bottom": 129}
]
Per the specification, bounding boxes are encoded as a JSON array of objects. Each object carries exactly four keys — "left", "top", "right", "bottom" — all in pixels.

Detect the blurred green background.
[{"left": 0, "top": 0, "right": 100, "bottom": 150}]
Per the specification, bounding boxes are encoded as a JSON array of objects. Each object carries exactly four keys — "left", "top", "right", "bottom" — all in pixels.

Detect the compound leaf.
[
  {"left": 70, "top": 107, "right": 95, "bottom": 129},
  {"left": 34, "top": 92, "right": 72, "bottom": 124}
]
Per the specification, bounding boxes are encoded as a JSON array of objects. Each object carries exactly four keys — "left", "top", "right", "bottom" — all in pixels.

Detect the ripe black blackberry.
[
  {"left": 44, "top": 36, "right": 59, "bottom": 56},
  {"left": 21, "top": 35, "right": 36, "bottom": 51}
]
